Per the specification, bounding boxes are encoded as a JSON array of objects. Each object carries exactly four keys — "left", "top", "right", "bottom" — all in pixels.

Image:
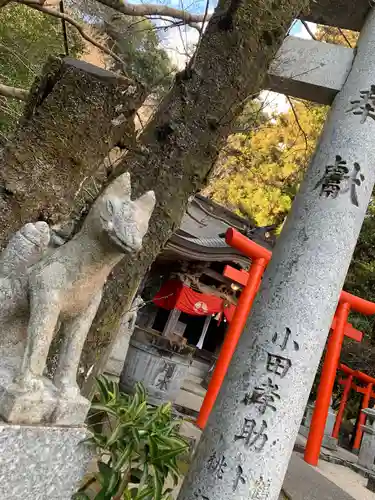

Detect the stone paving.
[
  {"left": 317, "top": 460, "right": 375, "bottom": 500},
  {"left": 174, "top": 418, "right": 375, "bottom": 499},
  {"left": 283, "top": 453, "right": 355, "bottom": 500}
]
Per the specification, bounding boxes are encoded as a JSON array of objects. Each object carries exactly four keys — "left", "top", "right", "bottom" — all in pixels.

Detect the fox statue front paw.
[
  {"left": 54, "top": 377, "right": 81, "bottom": 399},
  {"left": 14, "top": 371, "right": 46, "bottom": 393}
]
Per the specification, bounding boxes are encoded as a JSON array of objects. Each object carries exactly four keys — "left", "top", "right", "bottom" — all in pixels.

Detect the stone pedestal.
[
  {"left": 0, "top": 376, "right": 90, "bottom": 426},
  {"left": 0, "top": 424, "right": 93, "bottom": 499},
  {"left": 358, "top": 408, "right": 375, "bottom": 469},
  {"left": 300, "top": 402, "right": 337, "bottom": 450},
  {"left": 105, "top": 296, "right": 144, "bottom": 378},
  {"left": 105, "top": 331, "right": 132, "bottom": 378},
  {"left": 367, "top": 476, "right": 375, "bottom": 492}
]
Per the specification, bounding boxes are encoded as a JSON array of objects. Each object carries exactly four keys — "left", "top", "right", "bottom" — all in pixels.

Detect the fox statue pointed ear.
[
  {"left": 137, "top": 190, "right": 156, "bottom": 215},
  {"left": 103, "top": 172, "right": 132, "bottom": 199}
]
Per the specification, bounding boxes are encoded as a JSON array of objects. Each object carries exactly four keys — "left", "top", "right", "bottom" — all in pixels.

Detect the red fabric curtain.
[
  {"left": 223, "top": 304, "right": 236, "bottom": 322},
  {"left": 153, "top": 279, "right": 234, "bottom": 318}
]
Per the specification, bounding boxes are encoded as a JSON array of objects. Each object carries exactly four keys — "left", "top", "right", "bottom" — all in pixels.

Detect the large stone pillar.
[
  {"left": 358, "top": 408, "right": 375, "bottom": 469},
  {"left": 178, "top": 8, "right": 375, "bottom": 500}
]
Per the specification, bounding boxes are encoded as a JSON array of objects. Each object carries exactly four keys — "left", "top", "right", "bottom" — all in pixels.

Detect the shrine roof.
[{"left": 161, "top": 195, "right": 274, "bottom": 265}]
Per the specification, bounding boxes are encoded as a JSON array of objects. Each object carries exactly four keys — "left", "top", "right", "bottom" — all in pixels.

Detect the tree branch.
[
  {"left": 301, "top": 20, "right": 317, "bottom": 41},
  {"left": 95, "top": 0, "right": 208, "bottom": 28},
  {"left": 190, "top": 0, "right": 210, "bottom": 69},
  {"left": 337, "top": 27, "right": 353, "bottom": 48},
  {"left": 16, "top": 0, "right": 132, "bottom": 75},
  {"left": 0, "top": 83, "right": 29, "bottom": 101},
  {"left": 287, "top": 96, "right": 309, "bottom": 155}
]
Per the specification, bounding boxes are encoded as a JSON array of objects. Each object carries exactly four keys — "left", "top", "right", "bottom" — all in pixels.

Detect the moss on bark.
[{"left": 0, "top": 57, "right": 143, "bottom": 246}]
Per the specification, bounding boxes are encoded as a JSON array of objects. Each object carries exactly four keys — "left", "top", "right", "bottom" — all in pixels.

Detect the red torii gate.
[
  {"left": 334, "top": 364, "right": 375, "bottom": 450},
  {"left": 196, "top": 228, "right": 375, "bottom": 467}
]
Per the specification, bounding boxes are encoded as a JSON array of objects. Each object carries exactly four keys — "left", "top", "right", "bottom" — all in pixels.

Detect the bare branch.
[
  {"left": 337, "top": 27, "right": 353, "bottom": 48},
  {"left": 287, "top": 96, "right": 309, "bottom": 155},
  {"left": 135, "top": 110, "right": 144, "bottom": 130},
  {"left": 95, "top": 0, "right": 207, "bottom": 28},
  {"left": 190, "top": 0, "right": 210, "bottom": 69},
  {"left": 301, "top": 20, "right": 317, "bottom": 41},
  {"left": 59, "top": 0, "right": 69, "bottom": 55},
  {"left": 0, "top": 102, "right": 22, "bottom": 118},
  {"left": 0, "top": 83, "right": 29, "bottom": 101},
  {"left": 16, "top": 0, "right": 133, "bottom": 75},
  {"left": 0, "top": 42, "right": 37, "bottom": 75}
]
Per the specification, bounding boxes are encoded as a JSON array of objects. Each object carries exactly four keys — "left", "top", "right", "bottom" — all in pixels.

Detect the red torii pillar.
[
  {"left": 304, "top": 300, "right": 351, "bottom": 464},
  {"left": 304, "top": 293, "right": 375, "bottom": 465},
  {"left": 196, "top": 229, "right": 270, "bottom": 429},
  {"left": 332, "top": 371, "right": 353, "bottom": 440}
]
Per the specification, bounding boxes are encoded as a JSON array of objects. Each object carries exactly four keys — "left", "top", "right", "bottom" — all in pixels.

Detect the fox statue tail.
[{"left": 0, "top": 222, "right": 50, "bottom": 277}]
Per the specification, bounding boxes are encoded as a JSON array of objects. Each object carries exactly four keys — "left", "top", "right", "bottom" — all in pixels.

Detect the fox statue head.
[{"left": 83, "top": 172, "right": 156, "bottom": 254}]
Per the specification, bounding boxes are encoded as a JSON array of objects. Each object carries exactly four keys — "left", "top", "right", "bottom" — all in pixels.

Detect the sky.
[
  {"left": 154, "top": 11, "right": 318, "bottom": 113},
  {"left": 128, "top": 0, "right": 319, "bottom": 118}
]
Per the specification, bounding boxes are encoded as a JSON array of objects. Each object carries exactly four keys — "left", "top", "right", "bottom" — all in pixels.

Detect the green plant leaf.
[
  {"left": 152, "top": 469, "right": 164, "bottom": 500},
  {"left": 135, "top": 382, "right": 147, "bottom": 402},
  {"left": 122, "top": 489, "right": 133, "bottom": 500},
  {"left": 131, "top": 427, "right": 141, "bottom": 447},
  {"left": 160, "top": 403, "right": 172, "bottom": 416},
  {"left": 129, "top": 391, "right": 140, "bottom": 414},
  {"left": 157, "top": 435, "right": 188, "bottom": 450},
  {"left": 93, "top": 490, "right": 111, "bottom": 500},
  {"left": 98, "top": 461, "right": 112, "bottom": 486},
  {"left": 114, "top": 444, "right": 133, "bottom": 471},
  {"left": 82, "top": 376, "right": 187, "bottom": 500},
  {"left": 91, "top": 403, "right": 118, "bottom": 417},
  {"left": 133, "top": 401, "right": 147, "bottom": 420},
  {"left": 154, "top": 446, "right": 187, "bottom": 462},
  {"left": 135, "top": 486, "right": 154, "bottom": 500},
  {"left": 148, "top": 436, "right": 158, "bottom": 460},
  {"left": 107, "top": 423, "right": 124, "bottom": 447},
  {"left": 80, "top": 436, "right": 98, "bottom": 447},
  {"left": 105, "top": 470, "right": 120, "bottom": 496},
  {"left": 96, "top": 377, "right": 110, "bottom": 401},
  {"left": 162, "top": 487, "right": 174, "bottom": 499},
  {"left": 90, "top": 433, "right": 108, "bottom": 448}
]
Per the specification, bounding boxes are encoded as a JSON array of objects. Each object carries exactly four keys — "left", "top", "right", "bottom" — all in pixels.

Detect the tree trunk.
[
  {"left": 81, "top": 0, "right": 310, "bottom": 396},
  {"left": 0, "top": 57, "right": 142, "bottom": 246}
]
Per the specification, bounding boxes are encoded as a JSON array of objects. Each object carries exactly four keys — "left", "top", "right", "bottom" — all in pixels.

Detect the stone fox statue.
[{"left": 0, "top": 173, "right": 155, "bottom": 398}]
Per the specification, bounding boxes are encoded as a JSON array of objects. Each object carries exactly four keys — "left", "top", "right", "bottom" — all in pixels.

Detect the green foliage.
[
  {"left": 0, "top": 3, "right": 84, "bottom": 139},
  {"left": 208, "top": 100, "right": 327, "bottom": 226},
  {"left": 69, "top": 0, "right": 176, "bottom": 95},
  {"left": 207, "top": 24, "right": 360, "bottom": 227},
  {"left": 316, "top": 25, "right": 359, "bottom": 47},
  {"left": 104, "top": 16, "right": 175, "bottom": 95},
  {"left": 75, "top": 377, "right": 188, "bottom": 500}
]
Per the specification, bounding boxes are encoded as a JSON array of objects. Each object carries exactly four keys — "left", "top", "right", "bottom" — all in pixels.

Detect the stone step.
[
  {"left": 188, "top": 359, "right": 210, "bottom": 378},
  {"left": 184, "top": 373, "right": 204, "bottom": 385},
  {"left": 176, "top": 388, "right": 204, "bottom": 413},
  {"left": 181, "top": 379, "right": 207, "bottom": 398}
]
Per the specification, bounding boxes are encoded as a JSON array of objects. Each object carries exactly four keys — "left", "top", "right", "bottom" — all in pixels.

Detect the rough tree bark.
[
  {"left": 81, "top": 0, "right": 310, "bottom": 395},
  {"left": 0, "top": 57, "right": 142, "bottom": 246}
]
